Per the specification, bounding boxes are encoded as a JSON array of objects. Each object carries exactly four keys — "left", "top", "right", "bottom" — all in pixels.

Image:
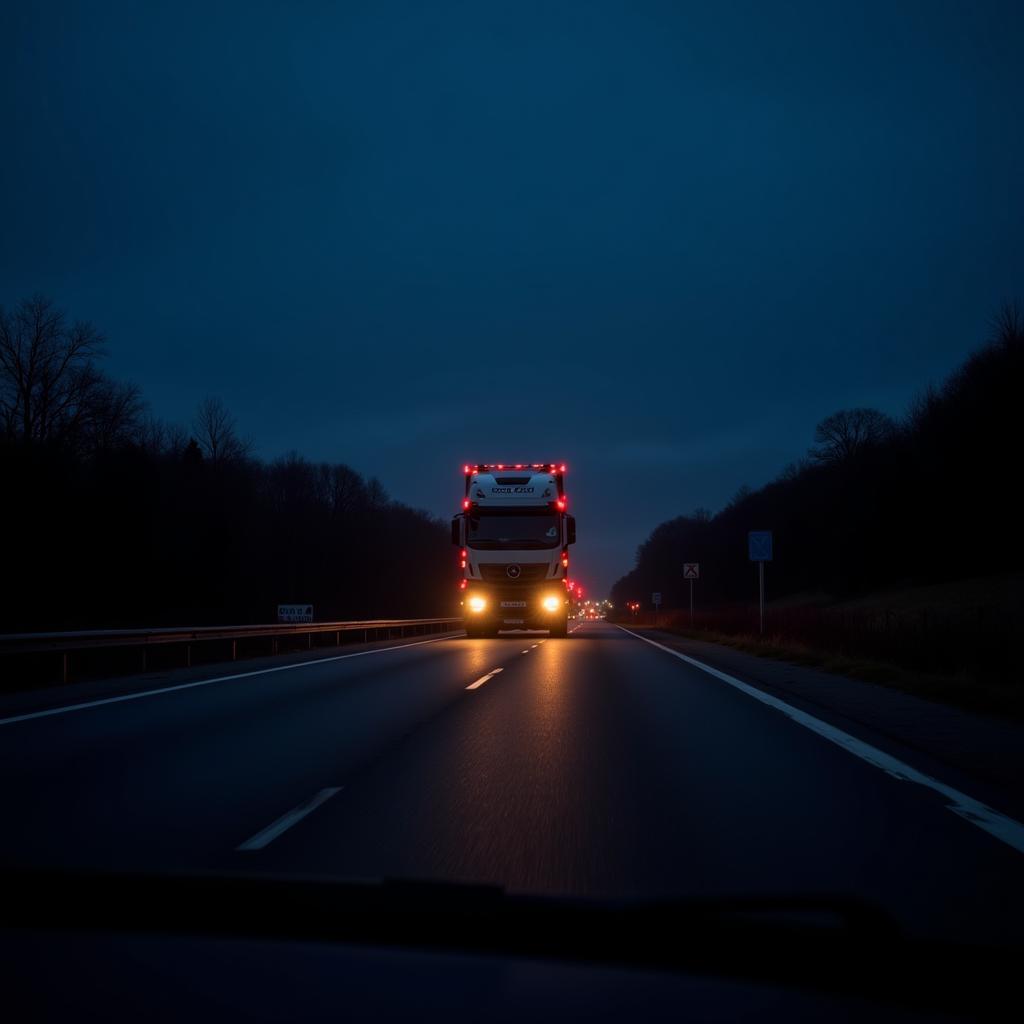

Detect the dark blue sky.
[{"left": 3, "top": 1, "right": 1022, "bottom": 594}]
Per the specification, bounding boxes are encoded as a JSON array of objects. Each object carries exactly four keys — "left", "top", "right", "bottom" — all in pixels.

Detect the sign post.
[
  {"left": 683, "top": 563, "right": 700, "bottom": 627},
  {"left": 652, "top": 592, "right": 662, "bottom": 615},
  {"left": 747, "top": 532, "right": 773, "bottom": 634}
]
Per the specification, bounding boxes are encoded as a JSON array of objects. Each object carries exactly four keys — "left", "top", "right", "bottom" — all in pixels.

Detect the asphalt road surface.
[{"left": 2, "top": 621, "right": 1022, "bottom": 944}]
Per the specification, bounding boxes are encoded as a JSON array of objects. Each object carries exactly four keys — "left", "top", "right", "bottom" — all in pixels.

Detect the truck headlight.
[
  {"left": 541, "top": 594, "right": 562, "bottom": 613},
  {"left": 467, "top": 595, "right": 487, "bottom": 613}
]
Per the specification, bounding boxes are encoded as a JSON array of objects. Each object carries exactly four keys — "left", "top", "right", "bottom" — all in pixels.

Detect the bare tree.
[
  {"left": 991, "top": 302, "right": 1022, "bottom": 346},
  {"left": 0, "top": 295, "right": 144, "bottom": 452},
  {"left": 78, "top": 377, "right": 145, "bottom": 452},
  {"left": 0, "top": 295, "right": 131, "bottom": 448},
  {"left": 810, "top": 408, "right": 897, "bottom": 464},
  {"left": 328, "top": 464, "right": 368, "bottom": 516},
  {"left": 366, "top": 476, "right": 390, "bottom": 509},
  {"left": 724, "top": 484, "right": 754, "bottom": 510},
  {"left": 193, "top": 397, "right": 253, "bottom": 464},
  {"left": 779, "top": 457, "right": 812, "bottom": 481}
]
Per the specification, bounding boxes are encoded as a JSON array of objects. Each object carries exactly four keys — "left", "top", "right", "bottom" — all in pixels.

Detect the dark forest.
[{"left": 1, "top": 296, "right": 456, "bottom": 630}]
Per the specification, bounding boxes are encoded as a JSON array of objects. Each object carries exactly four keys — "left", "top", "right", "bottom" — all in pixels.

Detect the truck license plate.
[
  {"left": 503, "top": 618, "right": 524, "bottom": 624},
  {"left": 500, "top": 601, "right": 527, "bottom": 608}
]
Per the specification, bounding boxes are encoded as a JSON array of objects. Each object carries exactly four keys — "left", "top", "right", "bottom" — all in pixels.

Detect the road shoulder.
[
  {"left": 627, "top": 626, "right": 1024, "bottom": 821},
  {"left": 0, "top": 631, "right": 464, "bottom": 722}
]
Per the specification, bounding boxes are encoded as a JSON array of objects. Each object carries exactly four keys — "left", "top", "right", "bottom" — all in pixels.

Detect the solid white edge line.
[
  {"left": 0, "top": 636, "right": 453, "bottom": 727},
  {"left": 237, "top": 787, "right": 342, "bottom": 851},
  {"left": 616, "top": 624, "right": 1024, "bottom": 855},
  {"left": 466, "top": 667, "right": 504, "bottom": 690}
]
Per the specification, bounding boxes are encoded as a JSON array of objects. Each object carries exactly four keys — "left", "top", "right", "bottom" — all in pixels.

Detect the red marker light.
[
  {"left": 459, "top": 579, "right": 468, "bottom": 590},
  {"left": 560, "top": 464, "right": 566, "bottom": 472},
  {"left": 561, "top": 548, "right": 569, "bottom": 568},
  {"left": 462, "top": 498, "right": 471, "bottom": 510},
  {"left": 556, "top": 497, "right": 567, "bottom": 511}
]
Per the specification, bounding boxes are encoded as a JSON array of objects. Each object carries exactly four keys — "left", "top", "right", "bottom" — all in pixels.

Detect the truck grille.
[{"left": 479, "top": 563, "right": 550, "bottom": 582}]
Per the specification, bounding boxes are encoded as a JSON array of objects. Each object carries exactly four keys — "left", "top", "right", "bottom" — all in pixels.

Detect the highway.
[{"left": 2, "top": 620, "right": 1022, "bottom": 945}]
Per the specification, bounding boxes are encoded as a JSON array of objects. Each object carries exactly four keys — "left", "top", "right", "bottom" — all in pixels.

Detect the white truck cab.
[{"left": 452, "top": 463, "right": 577, "bottom": 638}]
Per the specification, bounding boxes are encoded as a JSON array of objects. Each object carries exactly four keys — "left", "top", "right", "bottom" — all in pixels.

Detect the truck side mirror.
[
  {"left": 451, "top": 516, "right": 463, "bottom": 546},
  {"left": 566, "top": 515, "right": 576, "bottom": 545}
]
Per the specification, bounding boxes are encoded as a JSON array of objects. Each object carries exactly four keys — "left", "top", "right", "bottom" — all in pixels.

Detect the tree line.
[
  {"left": 1, "top": 295, "right": 457, "bottom": 630},
  {"left": 611, "top": 307, "right": 1023, "bottom": 613}
]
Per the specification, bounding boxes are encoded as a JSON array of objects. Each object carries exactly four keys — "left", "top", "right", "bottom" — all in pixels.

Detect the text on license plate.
[{"left": 500, "top": 601, "right": 527, "bottom": 608}]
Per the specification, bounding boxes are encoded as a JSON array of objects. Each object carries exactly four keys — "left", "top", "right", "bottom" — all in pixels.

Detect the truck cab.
[{"left": 452, "top": 463, "right": 577, "bottom": 638}]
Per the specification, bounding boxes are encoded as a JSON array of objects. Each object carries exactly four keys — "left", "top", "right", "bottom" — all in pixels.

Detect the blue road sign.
[{"left": 748, "top": 531, "right": 773, "bottom": 562}]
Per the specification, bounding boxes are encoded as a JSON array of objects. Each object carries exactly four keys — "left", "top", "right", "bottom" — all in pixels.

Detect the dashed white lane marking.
[
  {"left": 466, "top": 667, "right": 504, "bottom": 690},
  {"left": 237, "top": 787, "right": 342, "bottom": 851},
  {"left": 616, "top": 625, "right": 1024, "bottom": 856},
  {"left": 0, "top": 636, "right": 452, "bottom": 728},
  {"left": 521, "top": 650, "right": 530, "bottom": 654}
]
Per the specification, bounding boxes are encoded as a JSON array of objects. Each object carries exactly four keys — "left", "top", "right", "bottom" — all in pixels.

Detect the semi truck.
[{"left": 451, "top": 463, "right": 577, "bottom": 638}]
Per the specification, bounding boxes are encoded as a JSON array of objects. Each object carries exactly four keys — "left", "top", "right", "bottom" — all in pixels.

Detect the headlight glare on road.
[
  {"left": 467, "top": 595, "right": 487, "bottom": 613},
  {"left": 542, "top": 594, "right": 562, "bottom": 613}
]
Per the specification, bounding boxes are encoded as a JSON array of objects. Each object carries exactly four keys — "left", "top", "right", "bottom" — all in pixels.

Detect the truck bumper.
[{"left": 462, "top": 584, "right": 568, "bottom": 632}]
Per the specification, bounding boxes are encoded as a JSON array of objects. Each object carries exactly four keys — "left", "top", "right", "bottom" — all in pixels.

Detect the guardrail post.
[
  {"left": 272, "top": 637, "right": 278, "bottom": 656},
  {"left": 141, "top": 648, "right": 147, "bottom": 673},
  {"left": 307, "top": 633, "right": 312, "bottom": 650},
  {"left": 231, "top": 639, "right": 237, "bottom": 661},
  {"left": 336, "top": 630, "right": 340, "bottom": 646},
  {"left": 62, "top": 652, "right": 69, "bottom": 684},
  {"left": 185, "top": 644, "right": 191, "bottom": 668}
]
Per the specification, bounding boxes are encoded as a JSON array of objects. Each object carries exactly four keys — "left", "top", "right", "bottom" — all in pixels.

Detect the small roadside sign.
[
  {"left": 652, "top": 592, "right": 662, "bottom": 608},
  {"left": 747, "top": 531, "right": 773, "bottom": 636},
  {"left": 278, "top": 604, "right": 313, "bottom": 623},
  {"left": 748, "top": 531, "right": 773, "bottom": 562},
  {"left": 683, "top": 564, "right": 699, "bottom": 625}
]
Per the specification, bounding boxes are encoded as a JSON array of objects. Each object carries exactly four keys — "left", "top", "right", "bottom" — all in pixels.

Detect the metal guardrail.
[{"left": 0, "top": 618, "right": 464, "bottom": 685}]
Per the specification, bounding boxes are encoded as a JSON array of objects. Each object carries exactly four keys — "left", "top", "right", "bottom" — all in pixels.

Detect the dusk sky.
[{"left": 3, "top": 1, "right": 1022, "bottom": 595}]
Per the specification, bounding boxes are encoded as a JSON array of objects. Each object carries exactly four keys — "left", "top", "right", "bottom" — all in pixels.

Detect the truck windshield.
[{"left": 467, "top": 512, "right": 561, "bottom": 549}]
